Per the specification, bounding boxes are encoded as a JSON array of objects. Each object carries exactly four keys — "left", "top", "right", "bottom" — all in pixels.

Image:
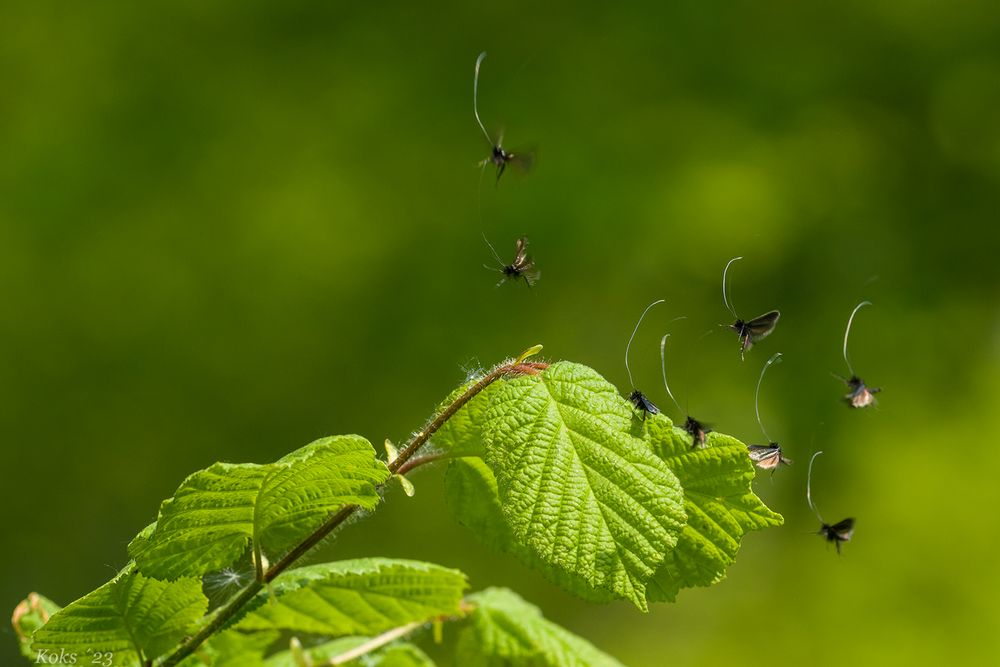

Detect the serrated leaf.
[
  {"left": 643, "top": 417, "right": 784, "bottom": 603},
  {"left": 265, "top": 636, "right": 435, "bottom": 667},
  {"left": 29, "top": 571, "right": 207, "bottom": 665},
  {"left": 238, "top": 558, "right": 467, "bottom": 636},
  {"left": 457, "top": 588, "right": 623, "bottom": 667},
  {"left": 482, "top": 361, "right": 686, "bottom": 610},
  {"left": 431, "top": 377, "right": 501, "bottom": 457},
  {"left": 11, "top": 592, "right": 61, "bottom": 659},
  {"left": 444, "top": 457, "right": 614, "bottom": 603},
  {"left": 131, "top": 435, "right": 390, "bottom": 579}
]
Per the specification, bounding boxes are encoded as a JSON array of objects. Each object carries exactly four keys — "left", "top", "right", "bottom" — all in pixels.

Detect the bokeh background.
[{"left": 2, "top": 1, "right": 999, "bottom": 665}]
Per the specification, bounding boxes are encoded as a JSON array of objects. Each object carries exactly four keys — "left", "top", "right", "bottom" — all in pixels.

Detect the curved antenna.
[
  {"left": 481, "top": 232, "right": 503, "bottom": 266},
  {"left": 625, "top": 299, "right": 665, "bottom": 390},
  {"left": 473, "top": 52, "right": 492, "bottom": 145},
  {"left": 754, "top": 352, "right": 783, "bottom": 442},
  {"left": 659, "top": 335, "right": 684, "bottom": 414},
  {"left": 722, "top": 256, "right": 743, "bottom": 319},
  {"left": 806, "top": 451, "right": 825, "bottom": 524},
  {"left": 843, "top": 300, "right": 872, "bottom": 377}
]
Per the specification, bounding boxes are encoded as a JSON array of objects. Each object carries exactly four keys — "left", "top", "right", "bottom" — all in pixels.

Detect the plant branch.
[
  {"left": 159, "top": 355, "right": 546, "bottom": 666},
  {"left": 394, "top": 452, "right": 447, "bottom": 477},
  {"left": 161, "top": 580, "right": 263, "bottom": 666}
]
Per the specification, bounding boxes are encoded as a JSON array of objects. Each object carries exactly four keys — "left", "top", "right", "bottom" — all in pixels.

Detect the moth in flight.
[
  {"left": 473, "top": 52, "right": 534, "bottom": 185},
  {"left": 721, "top": 256, "right": 780, "bottom": 360},
  {"left": 835, "top": 300, "right": 881, "bottom": 408},
  {"left": 747, "top": 352, "right": 792, "bottom": 474},
  {"left": 483, "top": 235, "right": 539, "bottom": 287},
  {"left": 807, "top": 451, "right": 855, "bottom": 554}
]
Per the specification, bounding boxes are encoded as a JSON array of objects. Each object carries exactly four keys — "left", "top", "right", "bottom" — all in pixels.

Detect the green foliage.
[
  {"left": 14, "top": 357, "right": 784, "bottom": 666},
  {"left": 445, "top": 456, "right": 615, "bottom": 603},
  {"left": 483, "top": 361, "right": 687, "bottom": 610},
  {"left": 643, "top": 418, "right": 784, "bottom": 602},
  {"left": 238, "top": 558, "right": 468, "bottom": 635},
  {"left": 457, "top": 588, "right": 623, "bottom": 667},
  {"left": 264, "top": 637, "right": 435, "bottom": 667},
  {"left": 181, "top": 630, "right": 281, "bottom": 667},
  {"left": 130, "top": 436, "right": 389, "bottom": 579},
  {"left": 29, "top": 571, "right": 207, "bottom": 665}
]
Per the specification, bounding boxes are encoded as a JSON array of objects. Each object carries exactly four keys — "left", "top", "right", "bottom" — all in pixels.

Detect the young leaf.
[
  {"left": 264, "top": 636, "right": 435, "bottom": 667},
  {"left": 456, "top": 588, "right": 623, "bottom": 666},
  {"left": 11, "top": 593, "right": 61, "bottom": 659},
  {"left": 444, "top": 457, "right": 614, "bottom": 603},
  {"left": 643, "top": 417, "right": 784, "bottom": 603},
  {"left": 130, "top": 435, "right": 390, "bottom": 579},
  {"left": 29, "top": 571, "right": 207, "bottom": 664},
  {"left": 482, "top": 361, "right": 686, "bottom": 610},
  {"left": 238, "top": 558, "right": 467, "bottom": 636}
]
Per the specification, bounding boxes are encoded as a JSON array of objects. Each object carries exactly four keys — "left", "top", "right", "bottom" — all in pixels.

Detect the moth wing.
[
  {"left": 747, "top": 310, "right": 780, "bottom": 340},
  {"left": 508, "top": 145, "right": 537, "bottom": 173},
  {"left": 521, "top": 265, "right": 540, "bottom": 286},
  {"left": 831, "top": 518, "right": 855, "bottom": 541},
  {"left": 746, "top": 444, "right": 774, "bottom": 461}
]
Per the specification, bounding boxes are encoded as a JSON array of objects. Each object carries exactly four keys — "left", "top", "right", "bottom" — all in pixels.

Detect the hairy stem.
[{"left": 159, "top": 357, "right": 546, "bottom": 666}]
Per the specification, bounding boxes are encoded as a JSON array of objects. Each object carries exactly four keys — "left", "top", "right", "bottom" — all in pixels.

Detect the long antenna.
[
  {"left": 625, "top": 299, "right": 665, "bottom": 390},
  {"left": 843, "top": 300, "right": 871, "bottom": 377},
  {"left": 755, "top": 352, "right": 783, "bottom": 442},
  {"left": 722, "top": 256, "right": 743, "bottom": 319},
  {"left": 806, "top": 451, "right": 825, "bottom": 524},
  {"left": 660, "top": 335, "right": 684, "bottom": 414},
  {"left": 473, "top": 52, "right": 492, "bottom": 145},
  {"left": 481, "top": 232, "right": 504, "bottom": 266}
]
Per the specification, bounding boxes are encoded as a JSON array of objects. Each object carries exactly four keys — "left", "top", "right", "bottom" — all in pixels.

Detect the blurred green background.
[{"left": 2, "top": 1, "right": 999, "bottom": 665}]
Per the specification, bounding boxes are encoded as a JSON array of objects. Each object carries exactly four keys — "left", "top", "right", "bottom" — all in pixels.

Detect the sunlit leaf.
[
  {"left": 643, "top": 417, "right": 784, "bottom": 602},
  {"left": 456, "top": 588, "right": 623, "bottom": 666},
  {"left": 483, "top": 361, "right": 686, "bottom": 610},
  {"left": 130, "top": 436, "right": 389, "bottom": 579},
  {"left": 30, "top": 571, "right": 207, "bottom": 665},
  {"left": 238, "top": 558, "right": 467, "bottom": 636}
]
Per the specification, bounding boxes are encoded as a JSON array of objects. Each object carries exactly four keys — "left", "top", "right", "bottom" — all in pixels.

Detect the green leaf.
[
  {"left": 179, "top": 630, "right": 281, "bottom": 667},
  {"left": 431, "top": 377, "right": 501, "bottom": 457},
  {"left": 130, "top": 435, "right": 390, "bottom": 579},
  {"left": 11, "top": 593, "right": 61, "bottom": 659},
  {"left": 643, "top": 417, "right": 784, "bottom": 603},
  {"left": 29, "top": 571, "right": 207, "bottom": 665},
  {"left": 482, "top": 361, "right": 686, "bottom": 610},
  {"left": 457, "top": 588, "right": 623, "bottom": 667},
  {"left": 265, "top": 636, "right": 435, "bottom": 667},
  {"left": 444, "top": 457, "right": 614, "bottom": 603},
  {"left": 238, "top": 558, "right": 467, "bottom": 636}
]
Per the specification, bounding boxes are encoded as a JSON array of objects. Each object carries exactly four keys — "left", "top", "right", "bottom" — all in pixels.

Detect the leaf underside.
[
  {"left": 264, "top": 637, "right": 435, "bottom": 667},
  {"left": 238, "top": 558, "right": 468, "bottom": 636},
  {"left": 457, "top": 588, "right": 624, "bottom": 667}
]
